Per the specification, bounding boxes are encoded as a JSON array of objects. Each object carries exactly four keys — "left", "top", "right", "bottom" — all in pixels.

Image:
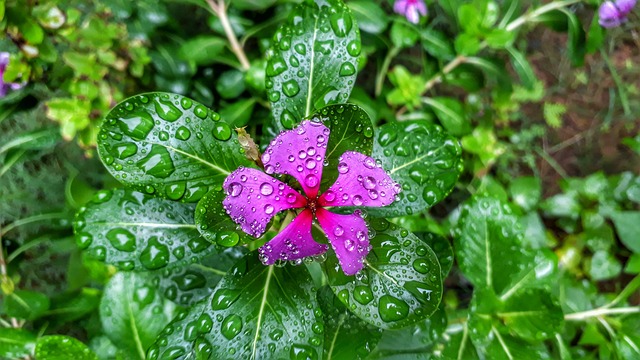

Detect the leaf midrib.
[{"left": 304, "top": 11, "right": 321, "bottom": 117}]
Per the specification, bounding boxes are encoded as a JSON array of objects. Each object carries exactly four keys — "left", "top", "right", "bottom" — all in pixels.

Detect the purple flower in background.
[
  {"left": 599, "top": 0, "right": 637, "bottom": 28},
  {"left": 0, "top": 52, "right": 24, "bottom": 97},
  {"left": 222, "top": 120, "right": 401, "bottom": 275},
  {"left": 394, "top": 0, "right": 428, "bottom": 24}
]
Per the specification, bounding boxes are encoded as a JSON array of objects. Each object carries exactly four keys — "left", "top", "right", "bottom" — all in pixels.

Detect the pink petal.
[
  {"left": 415, "top": 0, "right": 428, "bottom": 16},
  {"left": 316, "top": 208, "right": 370, "bottom": 275},
  {"left": 258, "top": 209, "right": 328, "bottom": 264},
  {"left": 223, "top": 167, "right": 306, "bottom": 238},
  {"left": 262, "top": 120, "right": 329, "bottom": 199},
  {"left": 616, "top": 0, "right": 637, "bottom": 14},
  {"left": 318, "top": 151, "right": 401, "bottom": 208},
  {"left": 394, "top": 0, "right": 408, "bottom": 15}
]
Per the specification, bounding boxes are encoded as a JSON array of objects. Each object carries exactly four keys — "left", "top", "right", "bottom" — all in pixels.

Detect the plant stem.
[
  {"left": 423, "top": 55, "right": 467, "bottom": 94},
  {"left": 0, "top": 227, "right": 20, "bottom": 328},
  {"left": 600, "top": 47, "right": 631, "bottom": 117},
  {"left": 505, "top": 0, "right": 583, "bottom": 32},
  {"left": 604, "top": 274, "right": 640, "bottom": 309},
  {"left": 375, "top": 46, "right": 400, "bottom": 97},
  {"left": 206, "top": 0, "right": 251, "bottom": 71},
  {"left": 535, "top": 148, "right": 568, "bottom": 179},
  {"left": 564, "top": 306, "right": 640, "bottom": 321}
]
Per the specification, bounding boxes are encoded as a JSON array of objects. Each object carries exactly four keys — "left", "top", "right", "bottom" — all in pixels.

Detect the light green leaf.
[
  {"left": 423, "top": 97, "right": 471, "bottom": 137},
  {"left": 266, "top": 0, "right": 360, "bottom": 131},
  {"left": 349, "top": 0, "right": 388, "bottom": 34},
  {"left": 610, "top": 211, "right": 640, "bottom": 253},
  {"left": 0, "top": 328, "right": 36, "bottom": 359},
  {"left": 4, "top": 290, "right": 50, "bottom": 320},
  {"left": 97, "top": 92, "right": 253, "bottom": 202},
  {"left": 498, "top": 289, "right": 564, "bottom": 341},
  {"left": 324, "top": 219, "right": 443, "bottom": 329},
  {"left": 369, "top": 121, "right": 463, "bottom": 217},
  {"left": 35, "top": 336, "right": 97, "bottom": 360},
  {"left": 100, "top": 272, "right": 175, "bottom": 360},
  {"left": 507, "top": 47, "right": 537, "bottom": 90},
  {"left": 148, "top": 253, "right": 323, "bottom": 360},
  {"left": 75, "top": 189, "right": 216, "bottom": 271}
]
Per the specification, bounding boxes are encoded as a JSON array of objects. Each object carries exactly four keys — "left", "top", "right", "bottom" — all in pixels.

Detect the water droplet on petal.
[
  {"left": 352, "top": 195, "right": 363, "bottom": 206},
  {"left": 260, "top": 183, "right": 274, "bottom": 196},
  {"left": 229, "top": 182, "right": 243, "bottom": 197}
]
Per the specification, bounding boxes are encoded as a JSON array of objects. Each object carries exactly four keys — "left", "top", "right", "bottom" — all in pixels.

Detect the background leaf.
[
  {"left": 35, "top": 335, "right": 98, "bottom": 360},
  {"left": 0, "top": 328, "right": 36, "bottom": 359},
  {"left": 266, "top": 0, "right": 360, "bottom": 131},
  {"left": 324, "top": 218, "right": 443, "bottom": 330},
  {"left": 75, "top": 189, "right": 215, "bottom": 271},
  {"left": 148, "top": 253, "right": 323, "bottom": 360},
  {"left": 369, "top": 121, "right": 463, "bottom": 217},
  {"left": 97, "top": 92, "right": 252, "bottom": 203}
]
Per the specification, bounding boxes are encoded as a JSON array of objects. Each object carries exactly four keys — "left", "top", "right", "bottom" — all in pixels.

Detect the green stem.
[
  {"left": 605, "top": 274, "right": 640, "bottom": 309},
  {"left": 375, "top": 46, "right": 400, "bottom": 97},
  {"left": 535, "top": 148, "right": 568, "bottom": 179},
  {"left": 505, "top": 0, "right": 583, "bottom": 31},
  {"left": 601, "top": 48, "right": 631, "bottom": 117},
  {"left": 206, "top": 0, "right": 250, "bottom": 71},
  {"left": 564, "top": 306, "right": 640, "bottom": 321},
  {"left": 0, "top": 212, "right": 69, "bottom": 237}
]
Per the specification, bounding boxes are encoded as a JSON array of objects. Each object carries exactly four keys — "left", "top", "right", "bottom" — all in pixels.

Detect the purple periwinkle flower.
[
  {"left": 222, "top": 120, "right": 401, "bottom": 275},
  {"left": 599, "top": 0, "right": 637, "bottom": 28},
  {"left": 394, "top": 0, "right": 428, "bottom": 24},
  {"left": 0, "top": 52, "right": 24, "bottom": 97}
]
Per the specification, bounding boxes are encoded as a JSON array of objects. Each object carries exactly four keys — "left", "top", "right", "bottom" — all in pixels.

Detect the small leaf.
[
  {"left": 266, "top": 0, "right": 360, "bottom": 131},
  {"left": 423, "top": 97, "right": 471, "bottom": 136},
  {"left": 100, "top": 272, "right": 175, "bottom": 360},
  {"left": 610, "top": 211, "right": 640, "bottom": 253},
  {"left": 498, "top": 289, "right": 564, "bottom": 341},
  {"left": 560, "top": 9, "right": 586, "bottom": 67},
  {"left": 507, "top": 47, "right": 537, "bottom": 90},
  {"left": 0, "top": 328, "right": 36, "bottom": 359},
  {"left": 508, "top": 176, "right": 542, "bottom": 212},
  {"left": 178, "top": 36, "right": 226, "bottom": 66},
  {"left": 421, "top": 29, "right": 455, "bottom": 60},
  {"left": 75, "top": 189, "right": 216, "bottom": 271},
  {"left": 324, "top": 219, "right": 443, "bottom": 330},
  {"left": 543, "top": 102, "right": 566, "bottom": 129},
  {"left": 148, "top": 253, "right": 323, "bottom": 360},
  {"left": 390, "top": 21, "right": 419, "bottom": 48},
  {"left": 417, "top": 232, "right": 453, "bottom": 278},
  {"left": 318, "top": 286, "right": 382, "bottom": 360},
  {"left": 349, "top": 0, "right": 388, "bottom": 34},
  {"left": 35, "top": 336, "right": 97, "bottom": 360},
  {"left": 589, "top": 250, "right": 622, "bottom": 281},
  {"left": 3, "top": 290, "right": 50, "bottom": 320},
  {"left": 219, "top": 99, "right": 256, "bottom": 128},
  {"left": 369, "top": 121, "right": 463, "bottom": 217},
  {"left": 236, "top": 127, "right": 261, "bottom": 164},
  {"left": 97, "top": 92, "right": 253, "bottom": 202}
]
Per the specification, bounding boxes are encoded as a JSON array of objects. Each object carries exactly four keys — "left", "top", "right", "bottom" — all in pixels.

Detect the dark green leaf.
[
  {"left": 369, "top": 121, "right": 463, "bottom": 217},
  {"left": 471, "top": 327, "right": 552, "bottom": 360},
  {"left": 97, "top": 92, "right": 252, "bottom": 202},
  {"left": 423, "top": 97, "right": 471, "bottom": 136},
  {"left": 318, "top": 286, "right": 382, "bottom": 360},
  {"left": 508, "top": 176, "right": 541, "bottom": 212},
  {"left": 349, "top": 0, "right": 388, "bottom": 34},
  {"left": 0, "top": 328, "right": 36, "bottom": 359},
  {"left": 310, "top": 104, "right": 375, "bottom": 190},
  {"left": 4, "top": 290, "right": 50, "bottom": 320},
  {"left": 390, "top": 21, "right": 419, "bottom": 48},
  {"left": 610, "top": 212, "right": 640, "bottom": 253},
  {"left": 75, "top": 189, "right": 216, "bottom": 271},
  {"left": 45, "top": 288, "right": 101, "bottom": 328},
  {"left": 417, "top": 232, "right": 453, "bottom": 278},
  {"left": 266, "top": 0, "right": 360, "bottom": 131},
  {"left": 148, "top": 253, "right": 323, "bottom": 360},
  {"left": 586, "top": 13, "right": 604, "bottom": 54},
  {"left": 100, "top": 272, "right": 175, "bottom": 360},
  {"left": 421, "top": 29, "right": 455, "bottom": 60},
  {"left": 195, "top": 186, "right": 253, "bottom": 247},
  {"left": 507, "top": 47, "right": 537, "bottom": 90},
  {"left": 35, "top": 336, "right": 98, "bottom": 360},
  {"left": 444, "top": 64, "right": 485, "bottom": 92},
  {"left": 178, "top": 36, "right": 226, "bottom": 66},
  {"left": 216, "top": 70, "right": 246, "bottom": 99},
  {"left": 219, "top": 99, "right": 256, "bottom": 128},
  {"left": 229, "top": 0, "right": 277, "bottom": 10},
  {"left": 498, "top": 288, "right": 564, "bottom": 341},
  {"left": 435, "top": 322, "right": 479, "bottom": 359},
  {"left": 559, "top": 9, "right": 586, "bottom": 67},
  {"left": 324, "top": 219, "right": 443, "bottom": 329}
]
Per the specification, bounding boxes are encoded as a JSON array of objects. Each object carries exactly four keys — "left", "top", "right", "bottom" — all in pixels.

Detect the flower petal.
[
  {"left": 318, "top": 151, "right": 401, "bottom": 208},
  {"left": 262, "top": 120, "right": 329, "bottom": 199},
  {"left": 393, "top": 0, "right": 408, "bottom": 15},
  {"left": 599, "top": 2, "right": 622, "bottom": 26},
  {"left": 616, "top": 0, "right": 637, "bottom": 14},
  {"left": 223, "top": 167, "right": 306, "bottom": 237},
  {"left": 316, "top": 208, "right": 369, "bottom": 275},
  {"left": 258, "top": 209, "right": 328, "bottom": 264}
]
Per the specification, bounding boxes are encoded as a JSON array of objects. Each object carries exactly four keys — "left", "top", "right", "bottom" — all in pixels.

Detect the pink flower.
[
  {"left": 0, "top": 52, "right": 24, "bottom": 97},
  {"left": 394, "top": 0, "right": 428, "bottom": 24},
  {"left": 599, "top": 0, "right": 637, "bottom": 28},
  {"left": 222, "top": 120, "right": 401, "bottom": 275}
]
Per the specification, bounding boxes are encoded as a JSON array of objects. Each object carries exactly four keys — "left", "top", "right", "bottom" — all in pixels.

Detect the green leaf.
[
  {"left": 586, "top": 13, "right": 604, "bottom": 54},
  {"left": 423, "top": 97, "right": 471, "bottom": 136},
  {"left": 45, "top": 288, "right": 101, "bottom": 329},
  {"left": 229, "top": 0, "right": 277, "bottom": 10},
  {"left": 349, "top": 0, "right": 388, "bottom": 34},
  {"left": 610, "top": 212, "right": 640, "bottom": 253},
  {"left": 421, "top": 29, "right": 455, "bottom": 60},
  {"left": 454, "top": 33, "right": 481, "bottom": 56},
  {"left": 387, "top": 66, "right": 424, "bottom": 110},
  {"left": 559, "top": 9, "right": 586, "bottom": 67},
  {"left": 219, "top": 99, "right": 256, "bottom": 128},
  {"left": 417, "top": 232, "right": 453, "bottom": 278},
  {"left": 435, "top": 322, "right": 479, "bottom": 359},
  {"left": 498, "top": 288, "right": 564, "bottom": 341},
  {"left": 508, "top": 176, "right": 541, "bottom": 212},
  {"left": 75, "top": 189, "right": 216, "bottom": 271},
  {"left": 318, "top": 286, "right": 382, "bottom": 360},
  {"left": 0, "top": 328, "right": 36, "bottom": 359},
  {"left": 444, "top": 64, "right": 485, "bottom": 92},
  {"left": 390, "top": 21, "right": 419, "bottom": 48},
  {"left": 311, "top": 104, "right": 374, "bottom": 190},
  {"left": 100, "top": 272, "right": 176, "bottom": 360},
  {"left": 369, "top": 121, "right": 463, "bottom": 217},
  {"left": 266, "top": 0, "right": 360, "bottom": 131},
  {"left": 153, "top": 247, "right": 249, "bottom": 306},
  {"left": 148, "top": 253, "right": 323, "bottom": 360},
  {"left": 324, "top": 219, "right": 443, "bottom": 329},
  {"left": 195, "top": 186, "right": 253, "bottom": 247},
  {"left": 178, "top": 36, "right": 226, "bottom": 66},
  {"left": 589, "top": 250, "right": 622, "bottom": 281},
  {"left": 543, "top": 102, "right": 566, "bottom": 129},
  {"left": 35, "top": 336, "right": 97, "bottom": 360},
  {"left": 97, "top": 92, "right": 252, "bottom": 202},
  {"left": 471, "top": 327, "right": 552, "bottom": 360},
  {"left": 4, "top": 290, "right": 50, "bottom": 320},
  {"left": 216, "top": 70, "right": 246, "bottom": 99},
  {"left": 507, "top": 47, "right": 537, "bottom": 90}
]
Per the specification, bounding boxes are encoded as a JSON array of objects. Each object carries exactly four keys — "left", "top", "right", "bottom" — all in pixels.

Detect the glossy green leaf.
[
  {"left": 216, "top": 70, "right": 246, "bottom": 99},
  {"left": 3, "top": 290, "right": 50, "bottom": 320},
  {"left": 586, "top": 13, "right": 604, "bottom": 54},
  {"left": 324, "top": 219, "right": 443, "bottom": 329},
  {"left": 195, "top": 185, "right": 253, "bottom": 247},
  {"left": 0, "top": 328, "right": 36, "bottom": 359},
  {"left": 147, "top": 253, "right": 323, "bottom": 360},
  {"left": 97, "top": 92, "right": 252, "bottom": 202},
  {"left": 266, "top": 0, "right": 360, "bottom": 131},
  {"left": 154, "top": 247, "right": 249, "bottom": 306},
  {"left": 417, "top": 232, "right": 453, "bottom": 278},
  {"left": 498, "top": 288, "right": 564, "bottom": 341},
  {"left": 45, "top": 288, "right": 101, "bottom": 329},
  {"left": 219, "top": 98, "right": 256, "bottom": 128},
  {"left": 35, "top": 336, "right": 98, "bottom": 360},
  {"left": 423, "top": 97, "right": 471, "bottom": 136},
  {"left": 311, "top": 104, "right": 374, "bottom": 190},
  {"left": 610, "top": 211, "right": 640, "bottom": 253},
  {"left": 178, "top": 36, "right": 226, "bottom": 66},
  {"left": 507, "top": 47, "right": 537, "bottom": 90},
  {"left": 349, "top": 0, "right": 388, "bottom": 34},
  {"left": 471, "top": 328, "right": 551, "bottom": 360},
  {"left": 318, "top": 286, "right": 382, "bottom": 360},
  {"left": 100, "top": 272, "right": 176, "bottom": 360},
  {"left": 75, "top": 189, "right": 216, "bottom": 271},
  {"left": 369, "top": 121, "right": 463, "bottom": 217}
]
